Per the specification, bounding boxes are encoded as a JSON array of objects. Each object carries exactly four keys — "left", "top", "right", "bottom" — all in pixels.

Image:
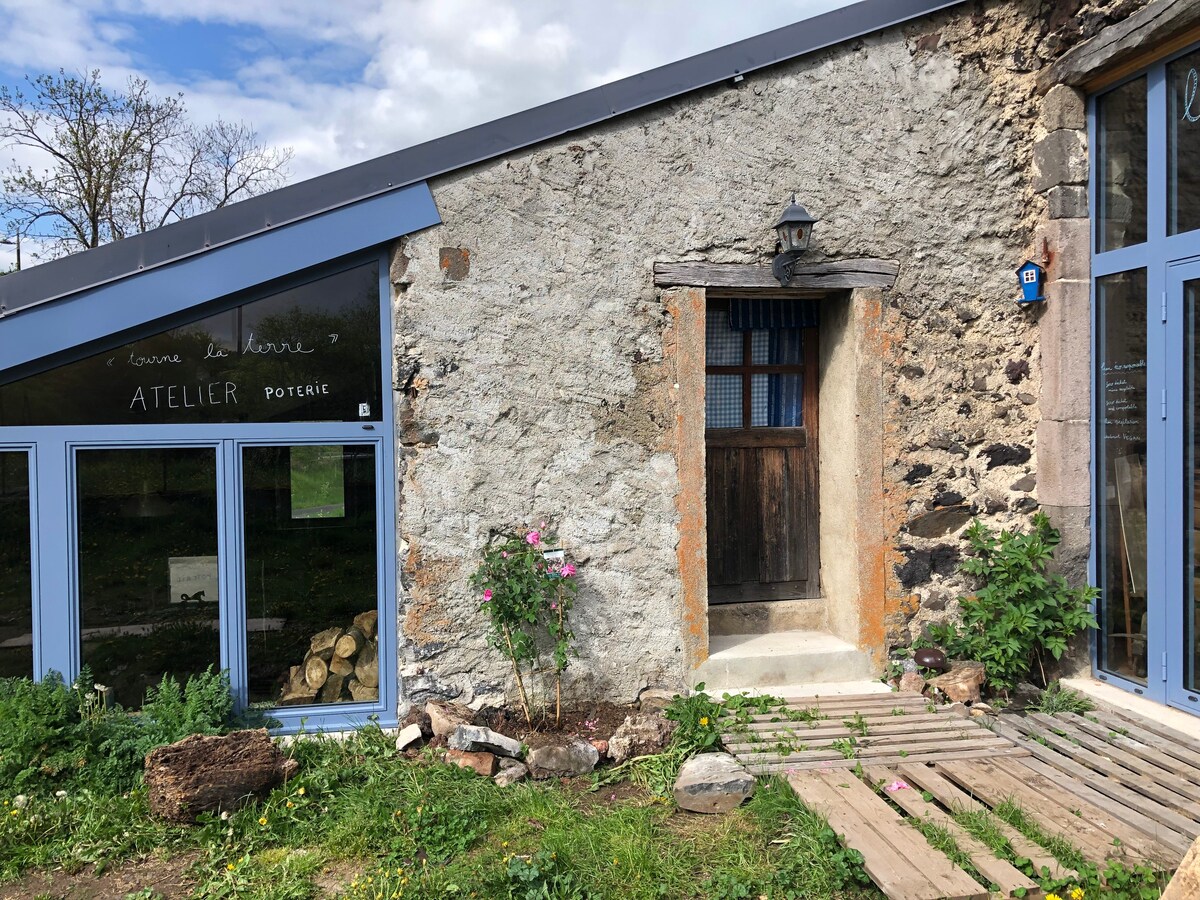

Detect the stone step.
[
  {"left": 692, "top": 630, "right": 874, "bottom": 694},
  {"left": 708, "top": 598, "right": 827, "bottom": 636}
]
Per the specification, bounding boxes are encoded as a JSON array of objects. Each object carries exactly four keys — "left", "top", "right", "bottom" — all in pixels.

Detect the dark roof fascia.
[
  {"left": 0, "top": 182, "right": 439, "bottom": 374},
  {"left": 0, "top": 0, "right": 963, "bottom": 315}
]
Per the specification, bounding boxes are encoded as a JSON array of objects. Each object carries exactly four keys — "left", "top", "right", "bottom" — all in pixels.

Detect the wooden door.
[{"left": 705, "top": 299, "right": 819, "bottom": 604}]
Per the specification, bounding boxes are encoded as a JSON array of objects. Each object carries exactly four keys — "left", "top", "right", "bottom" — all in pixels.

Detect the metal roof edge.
[{"left": 0, "top": 0, "right": 964, "bottom": 313}]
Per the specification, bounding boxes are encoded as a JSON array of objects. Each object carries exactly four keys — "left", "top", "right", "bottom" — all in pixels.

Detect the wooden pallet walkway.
[{"left": 722, "top": 692, "right": 1200, "bottom": 900}]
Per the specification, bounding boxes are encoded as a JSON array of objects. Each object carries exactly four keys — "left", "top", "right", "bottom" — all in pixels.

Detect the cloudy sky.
[{"left": 0, "top": 0, "right": 858, "bottom": 266}]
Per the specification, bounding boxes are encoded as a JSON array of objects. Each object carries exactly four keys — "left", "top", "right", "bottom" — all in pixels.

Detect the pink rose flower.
[
  {"left": 483, "top": 589, "right": 493, "bottom": 603},
  {"left": 560, "top": 563, "right": 576, "bottom": 577},
  {"left": 526, "top": 530, "right": 541, "bottom": 545},
  {"left": 501, "top": 551, "right": 508, "bottom": 558}
]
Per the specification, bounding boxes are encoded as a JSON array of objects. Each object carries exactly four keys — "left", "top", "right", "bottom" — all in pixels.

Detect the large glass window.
[
  {"left": 1097, "top": 77, "right": 1148, "bottom": 252},
  {"left": 0, "top": 451, "right": 32, "bottom": 679},
  {"left": 1169, "top": 49, "right": 1200, "bottom": 235},
  {"left": 243, "top": 445, "right": 379, "bottom": 707},
  {"left": 76, "top": 448, "right": 220, "bottom": 706},
  {"left": 1096, "top": 270, "right": 1149, "bottom": 684},
  {"left": 0, "top": 262, "right": 381, "bottom": 427}
]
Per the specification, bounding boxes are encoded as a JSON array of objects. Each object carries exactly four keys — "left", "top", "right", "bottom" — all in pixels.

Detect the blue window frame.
[
  {"left": 0, "top": 253, "right": 401, "bottom": 732},
  {"left": 1090, "top": 42, "right": 1200, "bottom": 713}
]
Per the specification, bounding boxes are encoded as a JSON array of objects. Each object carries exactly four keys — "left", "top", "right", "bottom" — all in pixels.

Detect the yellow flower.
[
  {"left": 297, "top": 787, "right": 305, "bottom": 796},
  {"left": 1046, "top": 893, "right": 1062, "bottom": 900},
  {"left": 258, "top": 816, "right": 268, "bottom": 826},
  {"left": 699, "top": 717, "right": 709, "bottom": 726},
  {"left": 613, "top": 857, "right": 620, "bottom": 865},
  {"left": 1070, "top": 890, "right": 1084, "bottom": 900},
  {"left": 286, "top": 801, "right": 294, "bottom": 808},
  {"left": 9, "top": 810, "right": 17, "bottom": 817},
  {"left": 226, "top": 863, "right": 235, "bottom": 872}
]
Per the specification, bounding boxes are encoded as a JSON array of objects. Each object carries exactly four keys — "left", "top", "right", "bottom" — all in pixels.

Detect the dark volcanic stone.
[
  {"left": 1004, "top": 359, "right": 1030, "bottom": 384},
  {"left": 1010, "top": 474, "right": 1036, "bottom": 492},
  {"left": 933, "top": 491, "right": 965, "bottom": 507},
  {"left": 895, "top": 550, "right": 932, "bottom": 588},
  {"left": 983, "top": 443, "right": 1032, "bottom": 470},
  {"left": 907, "top": 506, "right": 972, "bottom": 538},
  {"left": 903, "top": 463, "right": 934, "bottom": 484},
  {"left": 930, "top": 545, "right": 960, "bottom": 577}
]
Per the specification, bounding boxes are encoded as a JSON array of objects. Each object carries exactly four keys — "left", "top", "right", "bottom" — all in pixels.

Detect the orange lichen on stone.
[
  {"left": 665, "top": 287, "right": 708, "bottom": 670},
  {"left": 401, "top": 541, "right": 457, "bottom": 645}
]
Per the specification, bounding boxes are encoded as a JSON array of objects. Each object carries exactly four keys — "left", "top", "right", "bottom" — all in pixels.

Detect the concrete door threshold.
[
  {"left": 1060, "top": 676, "right": 1200, "bottom": 743},
  {"left": 703, "top": 680, "right": 893, "bottom": 699}
]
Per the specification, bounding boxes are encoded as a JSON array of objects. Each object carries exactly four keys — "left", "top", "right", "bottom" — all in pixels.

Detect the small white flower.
[
  {"left": 54, "top": 791, "right": 67, "bottom": 799},
  {"left": 13, "top": 795, "right": 28, "bottom": 809},
  {"left": 220, "top": 810, "right": 230, "bottom": 821}
]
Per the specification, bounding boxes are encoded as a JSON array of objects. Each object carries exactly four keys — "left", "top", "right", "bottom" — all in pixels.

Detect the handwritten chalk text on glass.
[{"left": 0, "top": 262, "right": 381, "bottom": 427}]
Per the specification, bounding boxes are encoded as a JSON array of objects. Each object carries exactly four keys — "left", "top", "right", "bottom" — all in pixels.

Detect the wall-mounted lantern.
[
  {"left": 772, "top": 195, "right": 818, "bottom": 286},
  {"left": 1016, "top": 260, "right": 1046, "bottom": 304}
]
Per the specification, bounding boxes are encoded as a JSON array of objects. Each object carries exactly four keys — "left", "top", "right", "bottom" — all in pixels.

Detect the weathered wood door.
[{"left": 705, "top": 299, "right": 819, "bottom": 604}]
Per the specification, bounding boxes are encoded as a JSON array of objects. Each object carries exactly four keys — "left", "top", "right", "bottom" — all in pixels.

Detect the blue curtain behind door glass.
[{"left": 731, "top": 300, "right": 811, "bottom": 427}]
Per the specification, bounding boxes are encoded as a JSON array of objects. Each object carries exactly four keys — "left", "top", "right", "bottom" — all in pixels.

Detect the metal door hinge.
[
  {"left": 1163, "top": 651, "right": 1169, "bottom": 682},
  {"left": 1162, "top": 291, "right": 1168, "bottom": 322},
  {"left": 1162, "top": 388, "right": 1168, "bottom": 420}
]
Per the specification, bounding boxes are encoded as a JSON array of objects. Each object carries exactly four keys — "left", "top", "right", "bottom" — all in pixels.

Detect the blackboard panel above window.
[
  {"left": 0, "top": 261, "right": 382, "bottom": 426},
  {"left": 1169, "top": 48, "right": 1200, "bottom": 237}
]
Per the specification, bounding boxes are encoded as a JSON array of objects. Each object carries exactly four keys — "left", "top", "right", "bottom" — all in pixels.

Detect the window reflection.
[
  {"left": 1096, "top": 270, "right": 1148, "bottom": 684},
  {"left": 0, "top": 452, "right": 32, "bottom": 679},
  {"left": 77, "top": 448, "right": 220, "bottom": 706},
  {"left": 1098, "top": 78, "right": 1148, "bottom": 252},
  {"left": 243, "top": 445, "right": 379, "bottom": 707}
]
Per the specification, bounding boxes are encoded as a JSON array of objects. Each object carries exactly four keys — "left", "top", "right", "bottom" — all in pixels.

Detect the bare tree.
[{"left": 0, "top": 69, "right": 292, "bottom": 260}]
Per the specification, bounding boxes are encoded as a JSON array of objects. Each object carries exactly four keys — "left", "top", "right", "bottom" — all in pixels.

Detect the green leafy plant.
[
  {"left": 925, "top": 513, "right": 1098, "bottom": 692},
  {"left": 469, "top": 526, "right": 579, "bottom": 726}
]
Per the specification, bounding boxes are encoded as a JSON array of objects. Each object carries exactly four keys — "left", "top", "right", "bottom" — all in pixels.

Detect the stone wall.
[{"left": 387, "top": 0, "right": 1146, "bottom": 710}]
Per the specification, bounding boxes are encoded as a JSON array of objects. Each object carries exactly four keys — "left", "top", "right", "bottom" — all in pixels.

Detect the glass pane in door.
[
  {"left": 77, "top": 448, "right": 220, "bottom": 706},
  {"left": 1168, "top": 49, "right": 1200, "bottom": 236},
  {"left": 1096, "top": 270, "right": 1149, "bottom": 684},
  {"left": 0, "top": 451, "right": 32, "bottom": 678},
  {"left": 243, "top": 445, "right": 378, "bottom": 707},
  {"left": 1186, "top": 279, "right": 1200, "bottom": 692}
]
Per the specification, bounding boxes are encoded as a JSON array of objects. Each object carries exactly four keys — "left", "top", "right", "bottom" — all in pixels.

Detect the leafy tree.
[{"left": 0, "top": 69, "right": 292, "bottom": 259}]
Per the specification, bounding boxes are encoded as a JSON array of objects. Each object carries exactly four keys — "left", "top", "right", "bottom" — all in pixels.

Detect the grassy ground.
[{"left": 0, "top": 725, "right": 880, "bottom": 900}]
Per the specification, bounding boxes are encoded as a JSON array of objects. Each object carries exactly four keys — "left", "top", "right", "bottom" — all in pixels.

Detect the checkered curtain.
[{"left": 706, "top": 303, "right": 810, "bottom": 428}]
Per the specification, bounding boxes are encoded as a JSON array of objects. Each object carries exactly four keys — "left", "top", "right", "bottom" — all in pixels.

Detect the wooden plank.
[
  {"left": 862, "top": 765, "right": 1044, "bottom": 899},
  {"left": 936, "top": 759, "right": 1140, "bottom": 865},
  {"left": 727, "top": 711, "right": 960, "bottom": 732},
  {"left": 1038, "top": 0, "right": 1200, "bottom": 91},
  {"left": 653, "top": 258, "right": 900, "bottom": 290},
  {"left": 723, "top": 716, "right": 980, "bottom": 746},
  {"left": 1092, "top": 701, "right": 1200, "bottom": 754},
  {"left": 1056, "top": 712, "right": 1200, "bottom": 788},
  {"left": 1082, "top": 708, "right": 1200, "bottom": 772},
  {"left": 705, "top": 427, "right": 806, "bottom": 448},
  {"left": 734, "top": 735, "right": 1015, "bottom": 766},
  {"left": 746, "top": 744, "right": 1031, "bottom": 773},
  {"left": 989, "top": 757, "right": 1178, "bottom": 868},
  {"left": 992, "top": 718, "right": 1200, "bottom": 837},
  {"left": 896, "top": 762, "right": 1074, "bottom": 882},
  {"left": 1011, "top": 755, "right": 1191, "bottom": 863},
  {"left": 790, "top": 770, "right": 987, "bottom": 900},
  {"left": 1027, "top": 713, "right": 1200, "bottom": 806}
]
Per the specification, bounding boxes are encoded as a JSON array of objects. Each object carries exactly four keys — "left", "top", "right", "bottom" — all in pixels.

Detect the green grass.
[
  {"left": 1027, "top": 682, "right": 1095, "bottom": 716},
  {"left": 0, "top": 728, "right": 879, "bottom": 899}
]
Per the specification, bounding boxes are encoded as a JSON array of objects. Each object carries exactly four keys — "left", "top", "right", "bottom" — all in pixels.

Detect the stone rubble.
[
  {"left": 448, "top": 724, "right": 523, "bottom": 759},
  {"left": 607, "top": 713, "right": 677, "bottom": 764},
  {"left": 426, "top": 700, "right": 474, "bottom": 737},
  {"left": 526, "top": 738, "right": 600, "bottom": 779},
  {"left": 928, "top": 660, "right": 987, "bottom": 704},
  {"left": 494, "top": 758, "right": 530, "bottom": 788},
  {"left": 445, "top": 749, "right": 498, "bottom": 776},
  {"left": 394, "top": 723, "right": 425, "bottom": 752}
]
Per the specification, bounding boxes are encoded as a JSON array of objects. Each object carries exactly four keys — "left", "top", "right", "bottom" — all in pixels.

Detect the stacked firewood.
[{"left": 279, "top": 610, "right": 380, "bottom": 705}]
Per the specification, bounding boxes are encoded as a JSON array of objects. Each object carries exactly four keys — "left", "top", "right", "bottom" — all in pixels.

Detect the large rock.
[
  {"left": 898, "top": 672, "right": 926, "bottom": 694},
  {"left": 426, "top": 700, "right": 474, "bottom": 737},
  {"left": 145, "top": 729, "right": 298, "bottom": 824},
  {"left": 929, "top": 661, "right": 987, "bottom": 704},
  {"left": 673, "top": 752, "right": 755, "bottom": 814},
  {"left": 445, "top": 749, "right": 497, "bottom": 776},
  {"left": 526, "top": 738, "right": 599, "bottom": 779},
  {"left": 448, "top": 724, "right": 523, "bottom": 759},
  {"left": 607, "top": 713, "right": 676, "bottom": 764},
  {"left": 637, "top": 687, "right": 678, "bottom": 713}
]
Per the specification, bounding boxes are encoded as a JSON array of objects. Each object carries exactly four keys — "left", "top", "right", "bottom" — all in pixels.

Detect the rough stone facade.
[{"left": 388, "top": 0, "right": 1150, "bottom": 710}]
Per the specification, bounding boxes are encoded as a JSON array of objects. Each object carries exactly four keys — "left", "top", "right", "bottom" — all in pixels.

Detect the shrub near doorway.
[{"left": 925, "top": 513, "right": 1097, "bottom": 693}]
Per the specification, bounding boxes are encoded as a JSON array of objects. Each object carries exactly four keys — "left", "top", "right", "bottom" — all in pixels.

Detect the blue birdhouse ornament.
[{"left": 1016, "top": 260, "right": 1046, "bottom": 304}]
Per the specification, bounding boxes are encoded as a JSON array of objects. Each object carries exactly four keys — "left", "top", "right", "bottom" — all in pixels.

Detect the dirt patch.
[
  {"left": 1, "top": 851, "right": 200, "bottom": 900},
  {"left": 311, "top": 858, "right": 362, "bottom": 898},
  {"left": 477, "top": 701, "right": 638, "bottom": 748}
]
